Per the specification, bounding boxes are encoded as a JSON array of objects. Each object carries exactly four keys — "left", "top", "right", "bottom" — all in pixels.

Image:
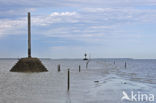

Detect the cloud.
[
  {"left": 1, "top": 0, "right": 156, "bottom": 58},
  {"left": 0, "top": 6, "right": 153, "bottom": 44},
  {"left": 0, "top": 3, "right": 156, "bottom": 45},
  {"left": 50, "top": 12, "right": 77, "bottom": 16},
  {"left": 32, "top": 11, "right": 78, "bottom": 26},
  {"left": 0, "top": 11, "right": 78, "bottom": 38},
  {"left": 1, "top": 0, "right": 156, "bottom": 8},
  {"left": 0, "top": 18, "right": 27, "bottom": 37},
  {"left": 81, "top": 7, "right": 156, "bottom": 23}
]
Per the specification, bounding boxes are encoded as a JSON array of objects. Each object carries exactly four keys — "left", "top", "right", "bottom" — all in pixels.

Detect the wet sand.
[{"left": 0, "top": 59, "right": 155, "bottom": 103}]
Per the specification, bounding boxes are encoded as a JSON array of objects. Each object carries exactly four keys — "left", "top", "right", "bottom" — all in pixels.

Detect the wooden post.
[
  {"left": 79, "top": 65, "right": 81, "bottom": 72},
  {"left": 86, "top": 60, "right": 89, "bottom": 69},
  {"left": 58, "top": 64, "right": 61, "bottom": 72},
  {"left": 67, "top": 69, "right": 70, "bottom": 91},
  {"left": 125, "top": 61, "right": 127, "bottom": 69},
  {"left": 114, "top": 61, "right": 115, "bottom": 65},
  {"left": 28, "top": 12, "right": 31, "bottom": 58}
]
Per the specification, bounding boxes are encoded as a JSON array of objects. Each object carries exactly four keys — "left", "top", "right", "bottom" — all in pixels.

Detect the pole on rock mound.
[
  {"left": 28, "top": 12, "right": 31, "bottom": 58},
  {"left": 67, "top": 69, "right": 70, "bottom": 91}
]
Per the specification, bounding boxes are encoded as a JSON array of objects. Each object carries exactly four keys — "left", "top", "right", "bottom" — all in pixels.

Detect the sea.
[{"left": 0, "top": 58, "right": 155, "bottom": 103}]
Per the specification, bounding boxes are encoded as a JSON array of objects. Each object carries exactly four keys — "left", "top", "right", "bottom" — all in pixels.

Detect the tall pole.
[{"left": 28, "top": 12, "right": 31, "bottom": 58}]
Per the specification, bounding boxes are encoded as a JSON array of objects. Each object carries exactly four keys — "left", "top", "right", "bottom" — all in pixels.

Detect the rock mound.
[{"left": 10, "top": 58, "right": 48, "bottom": 72}]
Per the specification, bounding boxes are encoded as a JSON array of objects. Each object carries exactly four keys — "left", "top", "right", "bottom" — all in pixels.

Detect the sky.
[{"left": 0, "top": 0, "right": 156, "bottom": 59}]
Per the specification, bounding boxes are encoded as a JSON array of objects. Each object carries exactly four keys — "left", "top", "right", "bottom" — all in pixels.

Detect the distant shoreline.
[
  {"left": 0, "top": 58, "right": 156, "bottom": 60},
  {"left": 0, "top": 58, "right": 51, "bottom": 60}
]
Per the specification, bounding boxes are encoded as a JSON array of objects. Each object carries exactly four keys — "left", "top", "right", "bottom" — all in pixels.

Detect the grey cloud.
[{"left": 1, "top": 0, "right": 156, "bottom": 9}]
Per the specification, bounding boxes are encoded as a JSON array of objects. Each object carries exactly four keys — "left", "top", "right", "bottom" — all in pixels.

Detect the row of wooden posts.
[
  {"left": 57, "top": 64, "right": 81, "bottom": 72},
  {"left": 114, "top": 61, "right": 127, "bottom": 68},
  {"left": 60, "top": 61, "right": 127, "bottom": 91},
  {"left": 57, "top": 64, "right": 82, "bottom": 91}
]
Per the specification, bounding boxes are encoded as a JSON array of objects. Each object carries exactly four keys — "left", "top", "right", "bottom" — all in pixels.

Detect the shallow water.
[{"left": 0, "top": 59, "right": 155, "bottom": 103}]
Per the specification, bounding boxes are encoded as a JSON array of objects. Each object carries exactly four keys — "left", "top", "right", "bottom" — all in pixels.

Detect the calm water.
[{"left": 0, "top": 59, "right": 155, "bottom": 103}]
